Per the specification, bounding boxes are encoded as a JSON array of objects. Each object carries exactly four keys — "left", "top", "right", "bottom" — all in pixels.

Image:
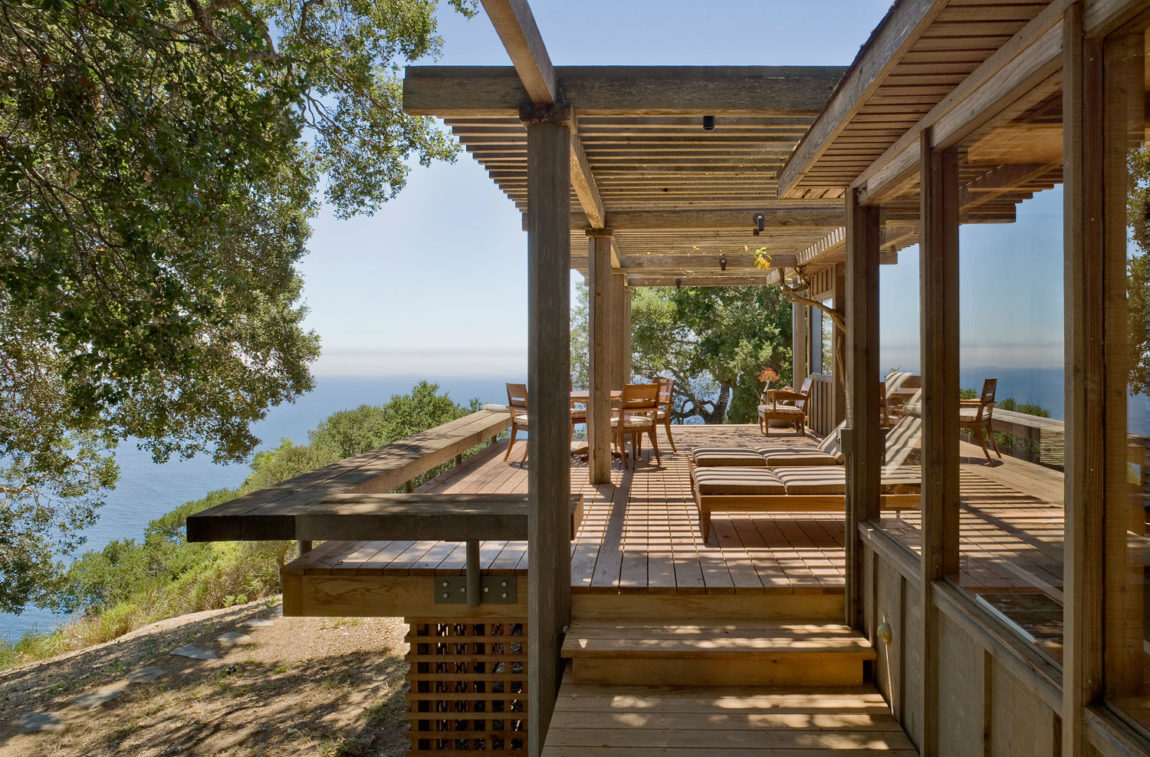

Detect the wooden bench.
[{"left": 185, "top": 406, "right": 510, "bottom": 542}]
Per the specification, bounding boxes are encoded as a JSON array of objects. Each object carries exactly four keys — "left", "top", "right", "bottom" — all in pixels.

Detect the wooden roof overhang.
[
  {"left": 778, "top": 0, "right": 1056, "bottom": 202},
  {"left": 403, "top": 64, "right": 852, "bottom": 286}
]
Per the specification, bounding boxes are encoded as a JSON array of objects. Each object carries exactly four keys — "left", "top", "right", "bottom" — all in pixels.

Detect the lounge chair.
[
  {"left": 691, "top": 421, "right": 846, "bottom": 469},
  {"left": 503, "top": 382, "right": 530, "bottom": 463},
  {"left": 689, "top": 416, "right": 922, "bottom": 541},
  {"left": 960, "top": 378, "right": 1001, "bottom": 462},
  {"left": 757, "top": 376, "right": 813, "bottom": 436},
  {"left": 691, "top": 464, "right": 921, "bottom": 542}
]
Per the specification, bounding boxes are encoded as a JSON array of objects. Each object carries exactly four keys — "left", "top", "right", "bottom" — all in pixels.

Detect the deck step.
[
  {"left": 542, "top": 671, "right": 917, "bottom": 755},
  {"left": 561, "top": 622, "right": 875, "bottom": 687}
]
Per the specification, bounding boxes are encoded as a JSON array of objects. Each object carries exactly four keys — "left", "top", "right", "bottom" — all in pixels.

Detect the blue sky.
[{"left": 297, "top": 1, "right": 893, "bottom": 377}]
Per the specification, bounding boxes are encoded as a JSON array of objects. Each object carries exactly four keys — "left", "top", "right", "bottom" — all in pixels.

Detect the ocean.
[{"left": 0, "top": 375, "right": 511, "bottom": 644}]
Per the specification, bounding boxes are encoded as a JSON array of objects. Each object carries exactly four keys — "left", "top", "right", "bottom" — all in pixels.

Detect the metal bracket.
[{"left": 434, "top": 575, "right": 518, "bottom": 605}]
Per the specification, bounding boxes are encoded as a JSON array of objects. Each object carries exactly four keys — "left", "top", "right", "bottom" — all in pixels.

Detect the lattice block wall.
[{"left": 405, "top": 618, "right": 528, "bottom": 754}]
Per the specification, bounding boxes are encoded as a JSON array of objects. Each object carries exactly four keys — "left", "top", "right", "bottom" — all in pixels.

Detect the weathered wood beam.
[
  {"left": 777, "top": 0, "right": 946, "bottom": 198},
  {"left": 844, "top": 189, "right": 880, "bottom": 630},
  {"left": 404, "top": 66, "right": 845, "bottom": 117},
  {"left": 919, "top": 128, "right": 960, "bottom": 757},
  {"left": 1062, "top": 5, "right": 1104, "bottom": 753},
  {"left": 524, "top": 112, "right": 571, "bottom": 757},
  {"left": 588, "top": 230, "right": 613, "bottom": 484},
  {"left": 619, "top": 253, "right": 796, "bottom": 271},
  {"left": 567, "top": 206, "right": 845, "bottom": 231},
  {"left": 480, "top": 0, "right": 558, "bottom": 104},
  {"left": 570, "top": 124, "right": 606, "bottom": 228},
  {"left": 626, "top": 274, "right": 773, "bottom": 288}
]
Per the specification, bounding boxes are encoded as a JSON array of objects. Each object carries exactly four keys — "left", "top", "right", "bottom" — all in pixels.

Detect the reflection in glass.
[
  {"left": 956, "top": 79, "right": 1065, "bottom": 663},
  {"left": 876, "top": 192, "right": 924, "bottom": 541},
  {"left": 1105, "top": 19, "right": 1150, "bottom": 731}
]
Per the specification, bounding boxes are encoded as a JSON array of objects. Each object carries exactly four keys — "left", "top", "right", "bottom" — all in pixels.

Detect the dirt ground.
[{"left": 0, "top": 599, "right": 411, "bottom": 756}]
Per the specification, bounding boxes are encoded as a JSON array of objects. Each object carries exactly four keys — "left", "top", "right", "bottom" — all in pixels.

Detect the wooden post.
[
  {"left": 792, "top": 301, "right": 809, "bottom": 389},
  {"left": 588, "top": 230, "right": 614, "bottom": 484},
  {"left": 919, "top": 128, "right": 959, "bottom": 757},
  {"left": 1063, "top": 5, "right": 1105, "bottom": 752},
  {"left": 621, "top": 282, "right": 632, "bottom": 384},
  {"left": 523, "top": 107, "right": 571, "bottom": 755},
  {"left": 611, "top": 270, "right": 628, "bottom": 387},
  {"left": 832, "top": 264, "right": 848, "bottom": 425},
  {"left": 845, "top": 188, "right": 881, "bottom": 630}
]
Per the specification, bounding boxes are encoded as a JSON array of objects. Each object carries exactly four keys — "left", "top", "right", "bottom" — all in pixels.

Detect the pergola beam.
[
  {"left": 404, "top": 66, "right": 845, "bottom": 117},
  {"left": 568, "top": 206, "right": 845, "bottom": 231},
  {"left": 480, "top": 0, "right": 558, "bottom": 104},
  {"left": 475, "top": 4, "right": 607, "bottom": 231}
]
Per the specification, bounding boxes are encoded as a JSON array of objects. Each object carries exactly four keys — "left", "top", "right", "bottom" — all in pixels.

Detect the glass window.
[
  {"left": 810, "top": 306, "right": 825, "bottom": 374},
  {"left": 820, "top": 297, "right": 835, "bottom": 374},
  {"left": 1104, "top": 14, "right": 1150, "bottom": 730},
  {"left": 877, "top": 186, "right": 924, "bottom": 544},
  {"left": 955, "top": 78, "right": 1065, "bottom": 663}
]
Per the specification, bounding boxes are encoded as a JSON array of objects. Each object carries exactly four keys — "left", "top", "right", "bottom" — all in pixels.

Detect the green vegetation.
[
  {"left": 0, "top": 382, "right": 480, "bottom": 669},
  {"left": 0, "top": 0, "right": 477, "bottom": 614},
  {"left": 571, "top": 283, "right": 793, "bottom": 424}
]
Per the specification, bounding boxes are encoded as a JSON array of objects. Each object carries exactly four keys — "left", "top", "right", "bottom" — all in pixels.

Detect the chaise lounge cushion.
[
  {"left": 692, "top": 467, "right": 786, "bottom": 495},
  {"left": 691, "top": 448, "right": 768, "bottom": 467},
  {"left": 771, "top": 466, "right": 846, "bottom": 495},
  {"left": 758, "top": 448, "right": 840, "bottom": 467}
]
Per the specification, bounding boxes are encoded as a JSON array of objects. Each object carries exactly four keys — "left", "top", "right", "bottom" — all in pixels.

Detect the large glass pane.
[
  {"left": 956, "top": 79, "right": 1065, "bottom": 662},
  {"left": 1105, "top": 16, "right": 1150, "bottom": 730},
  {"left": 877, "top": 184, "right": 923, "bottom": 544}
]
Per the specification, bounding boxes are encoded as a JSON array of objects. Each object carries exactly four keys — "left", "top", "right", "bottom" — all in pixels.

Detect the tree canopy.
[
  {"left": 572, "top": 283, "right": 793, "bottom": 424},
  {"left": 0, "top": 0, "right": 475, "bottom": 613}
]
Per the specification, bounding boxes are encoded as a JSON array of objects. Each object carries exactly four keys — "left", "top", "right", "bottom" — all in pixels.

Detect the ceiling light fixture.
[
  {"left": 719, "top": 254, "right": 728, "bottom": 272},
  {"left": 702, "top": 115, "right": 715, "bottom": 131},
  {"left": 753, "top": 213, "right": 765, "bottom": 236}
]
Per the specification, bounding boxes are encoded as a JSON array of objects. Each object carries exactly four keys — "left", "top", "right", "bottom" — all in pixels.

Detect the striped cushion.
[
  {"left": 759, "top": 448, "right": 840, "bottom": 467},
  {"left": 759, "top": 405, "right": 804, "bottom": 418},
  {"left": 692, "top": 467, "right": 785, "bottom": 495},
  {"left": 772, "top": 466, "right": 846, "bottom": 495},
  {"left": 691, "top": 448, "right": 768, "bottom": 467}
]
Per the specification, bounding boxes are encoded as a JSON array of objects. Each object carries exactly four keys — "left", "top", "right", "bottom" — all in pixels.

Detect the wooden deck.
[
  {"left": 281, "top": 423, "right": 1085, "bottom": 636},
  {"left": 423, "top": 425, "right": 848, "bottom": 600}
]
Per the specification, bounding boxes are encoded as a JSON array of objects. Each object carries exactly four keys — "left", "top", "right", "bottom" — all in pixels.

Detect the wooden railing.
[{"left": 807, "top": 373, "right": 836, "bottom": 435}]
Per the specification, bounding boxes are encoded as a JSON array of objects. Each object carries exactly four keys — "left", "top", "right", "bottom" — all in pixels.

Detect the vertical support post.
[
  {"left": 919, "top": 127, "right": 960, "bottom": 757},
  {"left": 587, "top": 230, "right": 614, "bottom": 484},
  {"left": 845, "top": 188, "right": 881, "bottom": 630},
  {"left": 792, "top": 301, "right": 809, "bottom": 389},
  {"left": 523, "top": 107, "right": 571, "bottom": 756},
  {"left": 1063, "top": 5, "right": 1105, "bottom": 752},
  {"left": 832, "top": 265, "right": 848, "bottom": 425},
  {"left": 611, "top": 270, "right": 628, "bottom": 387},
  {"left": 621, "top": 282, "right": 632, "bottom": 384}
]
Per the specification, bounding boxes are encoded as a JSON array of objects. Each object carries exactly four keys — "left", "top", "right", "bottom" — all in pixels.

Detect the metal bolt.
[
  {"left": 441, "top": 581, "right": 448, "bottom": 587},
  {"left": 501, "top": 592, "right": 508, "bottom": 599},
  {"left": 500, "top": 580, "right": 508, "bottom": 588},
  {"left": 441, "top": 592, "right": 449, "bottom": 599},
  {"left": 483, "top": 586, "right": 490, "bottom": 593}
]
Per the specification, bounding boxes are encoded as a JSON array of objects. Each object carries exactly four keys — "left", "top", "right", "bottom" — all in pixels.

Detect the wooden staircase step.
[
  {"left": 542, "top": 671, "right": 918, "bottom": 755},
  {"left": 562, "top": 622, "right": 875, "bottom": 687}
]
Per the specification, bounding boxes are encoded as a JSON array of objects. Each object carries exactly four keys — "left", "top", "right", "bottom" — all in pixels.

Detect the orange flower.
[{"left": 758, "top": 367, "right": 778, "bottom": 383}]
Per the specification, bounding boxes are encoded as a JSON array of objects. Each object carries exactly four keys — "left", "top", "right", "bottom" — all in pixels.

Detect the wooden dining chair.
[
  {"left": 655, "top": 377, "right": 677, "bottom": 452},
  {"left": 504, "top": 382, "right": 530, "bottom": 464},
  {"left": 611, "top": 383, "right": 661, "bottom": 468},
  {"left": 959, "top": 378, "right": 1001, "bottom": 462}
]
